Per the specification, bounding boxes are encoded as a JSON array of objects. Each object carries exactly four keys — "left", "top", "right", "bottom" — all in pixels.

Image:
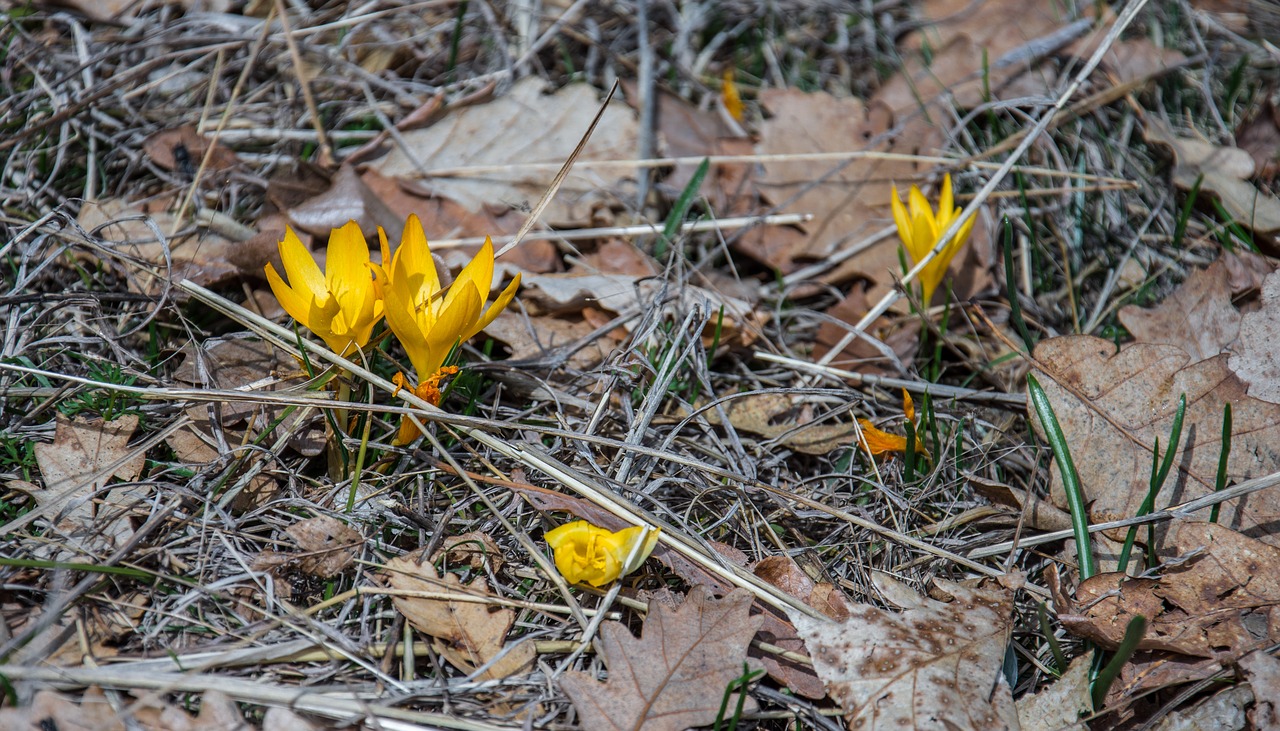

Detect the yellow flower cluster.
[
  {"left": 544, "top": 520, "right": 660, "bottom": 587},
  {"left": 890, "top": 173, "right": 975, "bottom": 304},
  {"left": 265, "top": 214, "right": 520, "bottom": 441}
]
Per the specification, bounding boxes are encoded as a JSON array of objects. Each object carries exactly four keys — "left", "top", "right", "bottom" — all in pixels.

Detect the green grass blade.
[
  {"left": 1002, "top": 215, "right": 1034, "bottom": 353},
  {"left": 656, "top": 157, "right": 710, "bottom": 259},
  {"left": 1091, "top": 615, "right": 1147, "bottom": 710},
  {"left": 1028, "top": 374, "right": 1096, "bottom": 579},
  {"left": 1118, "top": 394, "right": 1186, "bottom": 573},
  {"left": 1210, "top": 402, "right": 1233, "bottom": 524}
]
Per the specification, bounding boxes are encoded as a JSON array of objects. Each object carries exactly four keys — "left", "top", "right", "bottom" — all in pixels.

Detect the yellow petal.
[
  {"left": 279, "top": 227, "right": 326, "bottom": 301},
  {"left": 325, "top": 220, "right": 369, "bottom": 292},
  {"left": 902, "top": 389, "right": 915, "bottom": 422},
  {"left": 468, "top": 272, "right": 521, "bottom": 340},
  {"left": 423, "top": 282, "right": 482, "bottom": 372},
  {"left": 908, "top": 184, "right": 932, "bottom": 224},
  {"left": 890, "top": 184, "right": 913, "bottom": 250},
  {"left": 613, "top": 525, "right": 660, "bottom": 576},
  {"left": 445, "top": 238, "right": 495, "bottom": 317},
  {"left": 265, "top": 262, "right": 314, "bottom": 327},
  {"left": 939, "top": 173, "right": 955, "bottom": 217},
  {"left": 398, "top": 214, "right": 440, "bottom": 296}
]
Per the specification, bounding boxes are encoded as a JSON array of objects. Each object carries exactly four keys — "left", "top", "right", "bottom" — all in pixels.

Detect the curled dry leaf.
[
  {"left": 434, "top": 530, "right": 504, "bottom": 572},
  {"left": 171, "top": 335, "right": 324, "bottom": 459},
  {"left": 1118, "top": 258, "right": 1243, "bottom": 361},
  {"left": 253, "top": 516, "right": 362, "bottom": 580},
  {"left": 1241, "top": 650, "right": 1280, "bottom": 730},
  {"left": 1229, "top": 271, "right": 1280, "bottom": 405},
  {"left": 1144, "top": 117, "right": 1280, "bottom": 235},
  {"left": 383, "top": 549, "right": 534, "bottom": 680},
  {"left": 560, "top": 586, "right": 764, "bottom": 731},
  {"left": 1030, "top": 335, "right": 1280, "bottom": 541},
  {"left": 790, "top": 575, "right": 1018, "bottom": 731},
  {"left": 77, "top": 199, "right": 277, "bottom": 294},
  {"left": 700, "top": 392, "right": 862, "bottom": 456},
  {"left": 1058, "top": 521, "right": 1280, "bottom": 661},
  {"left": 1014, "top": 655, "right": 1091, "bottom": 731},
  {"left": 143, "top": 125, "right": 239, "bottom": 174}
]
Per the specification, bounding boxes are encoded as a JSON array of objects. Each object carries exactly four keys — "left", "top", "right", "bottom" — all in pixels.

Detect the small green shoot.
[
  {"left": 713, "top": 662, "right": 765, "bottom": 731},
  {"left": 1117, "top": 394, "right": 1186, "bottom": 574},
  {"left": 1091, "top": 615, "right": 1147, "bottom": 710},
  {"left": 904, "top": 418, "right": 918, "bottom": 483},
  {"left": 655, "top": 157, "right": 710, "bottom": 260},
  {"left": 1028, "top": 374, "right": 1096, "bottom": 579},
  {"left": 1210, "top": 402, "right": 1233, "bottom": 524},
  {"left": 1171, "top": 174, "right": 1203, "bottom": 249},
  {"left": 1037, "top": 602, "right": 1067, "bottom": 675},
  {"left": 1002, "top": 216, "right": 1035, "bottom": 353}
]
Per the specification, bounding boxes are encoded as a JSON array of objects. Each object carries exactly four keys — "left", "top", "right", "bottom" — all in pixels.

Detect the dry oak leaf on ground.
[
  {"left": 253, "top": 515, "right": 362, "bottom": 581},
  {"left": 1241, "top": 649, "right": 1280, "bottom": 730},
  {"left": 1117, "top": 258, "right": 1245, "bottom": 361},
  {"left": 1030, "top": 335, "right": 1280, "bottom": 540},
  {"left": 372, "top": 77, "right": 639, "bottom": 226},
  {"left": 10, "top": 413, "right": 147, "bottom": 555},
  {"left": 0, "top": 687, "right": 251, "bottom": 731},
  {"left": 790, "top": 575, "right": 1018, "bottom": 731},
  {"left": 559, "top": 586, "right": 764, "bottom": 731},
  {"left": 1014, "top": 655, "right": 1090, "bottom": 731},
  {"left": 1145, "top": 117, "right": 1280, "bottom": 236},
  {"left": 1057, "top": 521, "right": 1280, "bottom": 661},
  {"left": 382, "top": 548, "right": 535, "bottom": 680}
]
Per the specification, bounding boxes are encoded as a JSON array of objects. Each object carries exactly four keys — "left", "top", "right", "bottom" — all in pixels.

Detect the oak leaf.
[
  {"left": 791, "top": 575, "right": 1018, "bottom": 730},
  {"left": 560, "top": 587, "right": 764, "bottom": 731},
  {"left": 383, "top": 549, "right": 534, "bottom": 680},
  {"left": 1030, "top": 335, "right": 1280, "bottom": 541}
]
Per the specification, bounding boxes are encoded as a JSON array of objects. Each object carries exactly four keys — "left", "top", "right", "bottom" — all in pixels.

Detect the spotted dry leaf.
[{"left": 791, "top": 575, "right": 1017, "bottom": 730}]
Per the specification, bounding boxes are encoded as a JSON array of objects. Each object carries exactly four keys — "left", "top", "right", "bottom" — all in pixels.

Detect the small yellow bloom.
[
  {"left": 381, "top": 214, "right": 521, "bottom": 381},
  {"left": 722, "top": 69, "right": 743, "bottom": 122},
  {"left": 890, "top": 173, "right": 976, "bottom": 304},
  {"left": 265, "top": 222, "right": 385, "bottom": 356},
  {"left": 857, "top": 389, "right": 929, "bottom": 459},
  {"left": 544, "top": 520, "right": 660, "bottom": 587}
]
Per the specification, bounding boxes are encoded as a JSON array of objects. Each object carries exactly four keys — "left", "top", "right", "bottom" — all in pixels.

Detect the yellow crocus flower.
[
  {"left": 265, "top": 221, "right": 385, "bottom": 356},
  {"left": 857, "top": 389, "right": 929, "bottom": 459},
  {"left": 381, "top": 214, "right": 520, "bottom": 443},
  {"left": 544, "top": 520, "right": 661, "bottom": 587},
  {"left": 890, "top": 173, "right": 976, "bottom": 304}
]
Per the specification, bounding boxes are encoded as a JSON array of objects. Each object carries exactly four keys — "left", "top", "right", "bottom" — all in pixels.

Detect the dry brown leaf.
[
  {"left": 143, "top": 125, "right": 239, "bottom": 174},
  {"left": 77, "top": 199, "right": 278, "bottom": 293},
  {"left": 0, "top": 687, "right": 249, "bottom": 731},
  {"left": 1031, "top": 335, "right": 1280, "bottom": 539},
  {"left": 1242, "top": 650, "right": 1280, "bottom": 730},
  {"left": 1145, "top": 118, "right": 1280, "bottom": 235},
  {"left": 750, "top": 555, "right": 846, "bottom": 699},
  {"left": 749, "top": 89, "right": 911, "bottom": 279},
  {"left": 812, "top": 284, "right": 921, "bottom": 374},
  {"left": 1148, "top": 685, "right": 1251, "bottom": 731},
  {"left": 1059, "top": 521, "right": 1280, "bottom": 660},
  {"left": 1014, "top": 655, "right": 1090, "bottom": 731},
  {"left": 171, "top": 335, "right": 324, "bottom": 458},
  {"left": 753, "top": 555, "right": 850, "bottom": 621},
  {"left": 483, "top": 310, "right": 622, "bottom": 371},
  {"left": 516, "top": 271, "right": 763, "bottom": 349},
  {"left": 383, "top": 549, "right": 534, "bottom": 680},
  {"left": 1229, "top": 270, "right": 1280, "bottom": 405},
  {"left": 433, "top": 531, "right": 503, "bottom": 572},
  {"left": 287, "top": 165, "right": 405, "bottom": 244},
  {"left": 703, "top": 392, "right": 862, "bottom": 456},
  {"left": 285, "top": 516, "right": 361, "bottom": 578},
  {"left": 560, "top": 586, "right": 763, "bottom": 731},
  {"left": 875, "top": 0, "right": 1069, "bottom": 114},
  {"left": 1235, "top": 100, "right": 1280, "bottom": 182},
  {"left": 791, "top": 575, "right": 1017, "bottom": 730},
  {"left": 372, "top": 77, "right": 639, "bottom": 226},
  {"left": 1118, "top": 258, "right": 1243, "bottom": 360},
  {"left": 30, "top": 413, "right": 146, "bottom": 550}
]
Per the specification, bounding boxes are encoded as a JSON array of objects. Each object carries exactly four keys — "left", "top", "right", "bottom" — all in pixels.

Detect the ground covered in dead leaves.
[{"left": 3, "top": 1, "right": 1280, "bottom": 729}]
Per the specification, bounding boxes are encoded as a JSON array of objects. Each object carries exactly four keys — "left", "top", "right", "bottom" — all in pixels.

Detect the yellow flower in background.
[
  {"left": 544, "top": 520, "right": 661, "bottom": 587},
  {"left": 382, "top": 214, "right": 521, "bottom": 382},
  {"left": 265, "top": 222, "right": 384, "bottom": 356},
  {"left": 890, "top": 173, "right": 976, "bottom": 304},
  {"left": 722, "top": 69, "right": 743, "bottom": 122}
]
